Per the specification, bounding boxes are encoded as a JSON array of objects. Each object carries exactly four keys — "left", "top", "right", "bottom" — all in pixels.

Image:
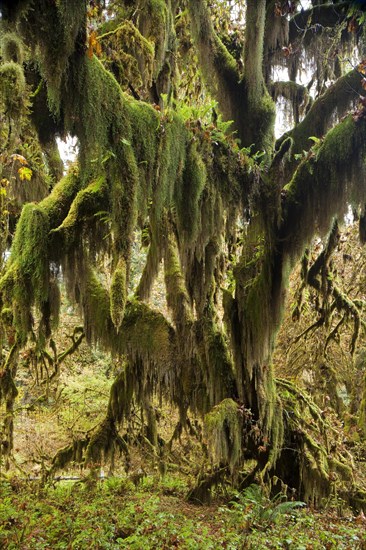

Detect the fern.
[{"left": 229, "top": 484, "right": 305, "bottom": 530}]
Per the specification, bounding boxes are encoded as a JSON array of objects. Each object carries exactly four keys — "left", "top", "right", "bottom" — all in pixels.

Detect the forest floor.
[{"left": 1, "top": 473, "right": 366, "bottom": 549}]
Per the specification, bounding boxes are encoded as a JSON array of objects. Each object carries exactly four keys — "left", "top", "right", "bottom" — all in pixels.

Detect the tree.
[{"left": 1, "top": 0, "right": 366, "bottom": 506}]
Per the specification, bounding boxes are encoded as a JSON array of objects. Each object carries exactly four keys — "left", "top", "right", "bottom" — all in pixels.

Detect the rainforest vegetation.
[{"left": 2, "top": 0, "right": 366, "bottom": 546}]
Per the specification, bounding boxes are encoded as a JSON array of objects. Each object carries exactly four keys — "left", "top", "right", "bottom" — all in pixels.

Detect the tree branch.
[
  {"left": 279, "top": 115, "right": 366, "bottom": 264},
  {"left": 277, "top": 68, "right": 364, "bottom": 156},
  {"left": 289, "top": 2, "right": 351, "bottom": 46},
  {"left": 186, "top": 0, "right": 239, "bottom": 120}
]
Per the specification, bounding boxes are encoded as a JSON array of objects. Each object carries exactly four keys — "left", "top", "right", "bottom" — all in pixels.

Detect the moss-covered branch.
[
  {"left": 279, "top": 115, "right": 366, "bottom": 264},
  {"left": 186, "top": 0, "right": 239, "bottom": 110},
  {"left": 50, "top": 175, "right": 109, "bottom": 251},
  {"left": 288, "top": 2, "right": 351, "bottom": 47},
  {"left": 277, "top": 69, "right": 365, "bottom": 156}
]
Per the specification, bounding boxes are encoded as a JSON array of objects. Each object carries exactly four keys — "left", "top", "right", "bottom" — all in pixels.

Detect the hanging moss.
[
  {"left": 358, "top": 374, "right": 366, "bottom": 437},
  {"left": 155, "top": 113, "right": 188, "bottom": 217},
  {"left": 204, "top": 398, "right": 242, "bottom": 472},
  {"left": 5, "top": 203, "right": 50, "bottom": 312},
  {"left": 139, "top": 0, "right": 174, "bottom": 83},
  {"left": 280, "top": 116, "right": 366, "bottom": 264},
  {"left": 79, "top": 265, "right": 176, "bottom": 372},
  {"left": 81, "top": 266, "right": 114, "bottom": 349},
  {"left": 43, "top": 140, "right": 64, "bottom": 182},
  {"left": 176, "top": 141, "right": 207, "bottom": 244},
  {"left": 119, "top": 299, "right": 175, "bottom": 368},
  {"left": 99, "top": 19, "right": 155, "bottom": 91},
  {"left": 62, "top": 56, "right": 129, "bottom": 162},
  {"left": 270, "top": 80, "right": 309, "bottom": 124},
  {"left": 18, "top": 0, "right": 86, "bottom": 114},
  {"left": 108, "top": 367, "right": 134, "bottom": 425},
  {"left": 0, "top": 61, "right": 27, "bottom": 118},
  {"left": 51, "top": 439, "right": 88, "bottom": 472},
  {"left": 195, "top": 313, "right": 237, "bottom": 409},
  {"left": 110, "top": 258, "right": 127, "bottom": 332},
  {"left": 164, "top": 231, "right": 193, "bottom": 329},
  {"left": 128, "top": 100, "right": 160, "bottom": 220},
  {"left": 1, "top": 32, "right": 24, "bottom": 64},
  {"left": 109, "top": 143, "right": 139, "bottom": 259},
  {"left": 277, "top": 379, "right": 358, "bottom": 506},
  {"left": 85, "top": 416, "right": 117, "bottom": 465},
  {"left": 279, "top": 69, "right": 365, "bottom": 158}
]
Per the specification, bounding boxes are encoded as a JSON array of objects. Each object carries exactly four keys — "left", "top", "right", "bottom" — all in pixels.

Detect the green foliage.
[
  {"left": 0, "top": 478, "right": 364, "bottom": 549},
  {"left": 224, "top": 484, "right": 305, "bottom": 531}
]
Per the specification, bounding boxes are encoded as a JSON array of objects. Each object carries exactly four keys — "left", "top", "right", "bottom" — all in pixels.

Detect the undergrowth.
[{"left": 0, "top": 476, "right": 365, "bottom": 549}]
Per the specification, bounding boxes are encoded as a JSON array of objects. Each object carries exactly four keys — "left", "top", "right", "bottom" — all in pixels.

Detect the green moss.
[
  {"left": 51, "top": 175, "right": 108, "bottom": 250},
  {"left": 109, "top": 143, "right": 139, "bottom": 259},
  {"left": 281, "top": 116, "right": 366, "bottom": 263},
  {"left": 18, "top": 0, "right": 86, "bottom": 114},
  {"left": 142, "top": 0, "right": 170, "bottom": 76},
  {"left": 63, "top": 56, "right": 131, "bottom": 163},
  {"left": 10, "top": 203, "right": 49, "bottom": 301},
  {"left": 108, "top": 368, "right": 134, "bottom": 424},
  {"left": 205, "top": 398, "right": 241, "bottom": 472},
  {"left": 176, "top": 142, "right": 207, "bottom": 244},
  {"left": 85, "top": 417, "right": 116, "bottom": 465},
  {"left": 164, "top": 232, "right": 192, "bottom": 329},
  {"left": 282, "top": 69, "right": 365, "bottom": 156},
  {"left": 0, "top": 61, "right": 26, "bottom": 117},
  {"left": 156, "top": 112, "right": 188, "bottom": 218},
  {"left": 110, "top": 258, "right": 127, "bottom": 332},
  {"left": 80, "top": 266, "right": 175, "bottom": 371},
  {"left": 43, "top": 140, "right": 64, "bottom": 182},
  {"left": 195, "top": 312, "right": 237, "bottom": 409},
  {"left": 1, "top": 32, "right": 24, "bottom": 64},
  {"left": 128, "top": 100, "right": 160, "bottom": 220},
  {"left": 187, "top": 0, "right": 238, "bottom": 94},
  {"left": 100, "top": 20, "right": 155, "bottom": 91},
  {"left": 41, "top": 171, "right": 81, "bottom": 228},
  {"left": 358, "top": 375, "right": 366, "bottom": 437},
  {"left": 51, "top": 439, "right": 88, "bottom": 471},
  {"left": 1, "top": 307, "right": 13, "bottom": 327},
  {"left": 120, "top": 299, "right": 174, "bottom": 367},
  {"left": 0, "top": 203, "right": 50, "bottom": 341},
  {"left": 82, "top": 267, "right": 114, "bottom": 349}
]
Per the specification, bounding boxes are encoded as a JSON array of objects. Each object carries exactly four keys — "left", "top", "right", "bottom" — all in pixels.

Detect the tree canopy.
[{"left": 1, "top": 0, "right": 366, "bottom": 507}]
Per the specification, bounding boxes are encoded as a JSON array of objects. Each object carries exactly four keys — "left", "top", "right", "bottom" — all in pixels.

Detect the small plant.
[{"left": 223, "top": 483, "right": 305, "bottom": 532}]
